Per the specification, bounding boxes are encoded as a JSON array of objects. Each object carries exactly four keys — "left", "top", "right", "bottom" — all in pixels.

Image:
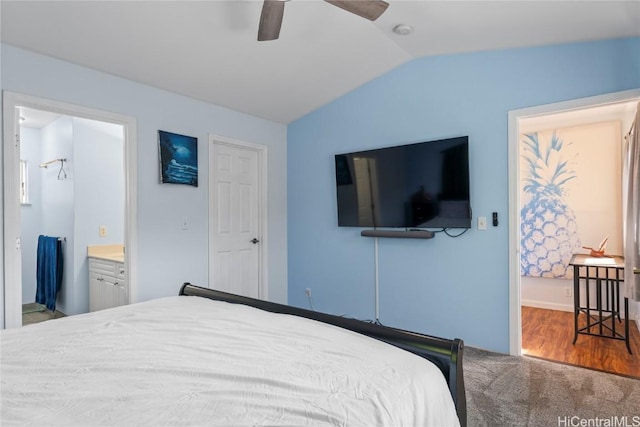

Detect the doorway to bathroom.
[
  {"left": 19, "top": 107, "right": 125, "bottom": 325},
  {"left": 2, "top": 92, "right": 138, "bottom": 329}
]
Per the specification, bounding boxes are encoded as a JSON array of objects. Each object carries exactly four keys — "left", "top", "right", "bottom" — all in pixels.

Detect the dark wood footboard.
[{"left": 179, "top": 283, "right": 466, "bottom": 426}]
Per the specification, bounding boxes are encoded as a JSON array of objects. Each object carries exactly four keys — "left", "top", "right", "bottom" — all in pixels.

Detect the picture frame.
[{"left": 158, "top": 130, "right": 198, "bottom": 187}]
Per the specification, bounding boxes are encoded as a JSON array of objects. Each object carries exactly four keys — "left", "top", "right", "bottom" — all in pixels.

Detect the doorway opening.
[
  {"left": 20, "top": 108, "right": 125, "bottom": 325},
  {"left": 2, "top": 92, "right": 138, "bottom": 329},
  {"left": 508, "top": 89, "right": 640, "bottom": 377}
]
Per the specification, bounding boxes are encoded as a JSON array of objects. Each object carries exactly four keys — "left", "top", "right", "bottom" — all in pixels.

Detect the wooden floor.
[{"left": 521, "top": 306, "right": 640, "bottom": 379}]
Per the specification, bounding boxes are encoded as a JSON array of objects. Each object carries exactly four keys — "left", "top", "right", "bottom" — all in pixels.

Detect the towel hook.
[
  {"left": 57, "top": 159, "right": 67, "bottom": 180},
  {"left": 39, "top": 158, "right": 68, "bottom": 180}
]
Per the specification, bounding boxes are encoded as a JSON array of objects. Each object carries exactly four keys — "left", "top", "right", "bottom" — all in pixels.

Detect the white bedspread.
[{"left": 1, "top": 296, "right": 460, "bottom": 426}]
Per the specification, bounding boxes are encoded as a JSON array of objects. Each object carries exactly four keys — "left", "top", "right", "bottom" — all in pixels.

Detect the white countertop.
[{"left": 87, "top": 244, "right": 124, "bottom": 263}]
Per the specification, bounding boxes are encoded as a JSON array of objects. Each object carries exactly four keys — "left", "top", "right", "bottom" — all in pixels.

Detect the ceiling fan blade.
[
  {"left": 325, "top": 0, "right": 389, "bottom": 21},
  {"left": 258, "top": 0, "right": 285, "bottom": 41}
]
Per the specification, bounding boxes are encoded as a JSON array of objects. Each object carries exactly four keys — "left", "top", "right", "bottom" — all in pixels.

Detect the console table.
[{"left": 569, "top": 254, "right": 631, "bottom": 354}]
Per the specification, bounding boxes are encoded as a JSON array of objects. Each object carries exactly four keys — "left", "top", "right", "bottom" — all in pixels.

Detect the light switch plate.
[{"left": 478, "top": 216, "right": 487, "bottom": 230}]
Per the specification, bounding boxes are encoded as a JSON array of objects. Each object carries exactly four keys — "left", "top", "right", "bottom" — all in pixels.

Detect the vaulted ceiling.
[{"left": 2, "top": 1, "right": 639, "bottom": 124}]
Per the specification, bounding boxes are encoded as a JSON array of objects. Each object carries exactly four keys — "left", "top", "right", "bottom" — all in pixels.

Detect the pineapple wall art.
[
  {"left": 520, "top": 121, "right": 623, "bottom": 280},
  {"left": 520, "top": 132, "right": 581, "bottom": 279}
]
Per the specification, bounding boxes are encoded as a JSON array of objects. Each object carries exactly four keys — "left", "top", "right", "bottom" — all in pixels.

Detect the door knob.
[{"left": 251, "top": 238, "right": 260, "bottom": 244}]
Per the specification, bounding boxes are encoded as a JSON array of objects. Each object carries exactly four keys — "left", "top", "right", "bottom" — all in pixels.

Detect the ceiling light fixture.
[{"left": 392, "top": 24, "right": 413, "bottom": 36}]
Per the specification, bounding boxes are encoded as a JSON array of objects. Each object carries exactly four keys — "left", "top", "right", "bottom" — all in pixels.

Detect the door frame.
[
  {"left": 2, "top": 91, "right": 138, "bottom": 328},
  {"left": 208, "top": 134, "right": 268, "bottom": 299},
  {"left": 507, "top": 88, "right": 640, "bottom": 355}
]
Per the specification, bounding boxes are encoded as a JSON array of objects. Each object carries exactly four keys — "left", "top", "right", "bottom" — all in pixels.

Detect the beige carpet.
[{"left": 464, "top": 346, "right": 640, "bottom": 427}]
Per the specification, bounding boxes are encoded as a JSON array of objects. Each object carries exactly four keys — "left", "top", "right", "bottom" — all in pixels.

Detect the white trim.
[
  {"left": 508, "top": 88, "right": 640, "bottom": 356},
  {"left": 523, "top": 300, "right": 636, "bottom": 320},
  {"left": 208, "top": 134, "right": 269, "bottom": 300},
  {"left": 2, "top": 93, "right": 22, "bottom": 329},
  {"left": 521, "top": 300, "right": 573, "bottom": 313},
  {"left": 2, "top": 91, "right": 138, "bottom": 328}
]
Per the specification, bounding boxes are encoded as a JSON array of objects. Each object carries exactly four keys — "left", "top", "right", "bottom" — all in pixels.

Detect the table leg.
[
  {"left": 586, "top": 269, "right": 592, "bottom": 333},
  {"left": 615, "top": 268, "right": 622, "bottom": 321},
  {"left": 596, "top": 277, "right": 603, "bottom": 336},
  {"left": 573, "top": 266, "right": 579, "bottom": 345}
]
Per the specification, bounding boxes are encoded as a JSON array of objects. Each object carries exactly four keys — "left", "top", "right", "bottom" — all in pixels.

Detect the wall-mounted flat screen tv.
[{"left": 335, "top": 136, "right": 471, "bottom": 229}]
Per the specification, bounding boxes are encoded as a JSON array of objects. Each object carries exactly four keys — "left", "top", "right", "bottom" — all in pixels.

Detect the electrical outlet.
[
  {"left": 564, "top": 287, "right": 572, "bottom": 297},
  {"left": 99, "top": 225, "right": 107, "bottom": 237},
  {"left": 305, "top": 288, "right": 312, "bottom": 298}
]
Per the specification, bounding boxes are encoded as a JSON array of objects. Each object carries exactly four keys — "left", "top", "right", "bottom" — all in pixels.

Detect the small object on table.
[{"left": 582, "top": 236, "right": 609, "bottom": 258}]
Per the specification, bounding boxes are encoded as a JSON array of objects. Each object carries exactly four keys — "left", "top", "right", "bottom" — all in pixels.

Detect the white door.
[{"left": 209, "top": 136, "right": 266, "bottom": 299}]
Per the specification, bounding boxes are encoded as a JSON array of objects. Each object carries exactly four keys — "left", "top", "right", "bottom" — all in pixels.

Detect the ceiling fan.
[{"left": 258, "top": 0, "right": 390, "bottom": 41}]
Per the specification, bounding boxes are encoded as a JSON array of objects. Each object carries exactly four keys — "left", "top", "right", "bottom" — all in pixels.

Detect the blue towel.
[{"left": 35, "top": 235, "right": 63, "bottom": 312}]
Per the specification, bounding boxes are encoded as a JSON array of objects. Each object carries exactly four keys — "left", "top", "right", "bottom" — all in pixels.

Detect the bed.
[{"left": 1, "top": 283, "right": 466, "bottom": 426}]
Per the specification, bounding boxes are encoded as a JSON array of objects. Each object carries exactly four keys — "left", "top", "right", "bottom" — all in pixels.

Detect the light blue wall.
[
  {"left": 1, "top": 43, "right": 288, "bottom": 315},
  {"left": 287, "top": 38, "right": 640, "bottom": 353}
]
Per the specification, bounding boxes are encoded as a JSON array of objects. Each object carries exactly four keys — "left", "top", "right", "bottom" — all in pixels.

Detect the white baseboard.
[
  {"left": 521, "top": 300, "right": 573, "bottom": 312},
  {"left": 523, "top": 299, "right": 639, "bottom": 322}
]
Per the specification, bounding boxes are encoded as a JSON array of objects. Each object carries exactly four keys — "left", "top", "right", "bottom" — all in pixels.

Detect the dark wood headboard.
[{"left": 179, "top": 283, "right": 466, "bottom": 426}]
